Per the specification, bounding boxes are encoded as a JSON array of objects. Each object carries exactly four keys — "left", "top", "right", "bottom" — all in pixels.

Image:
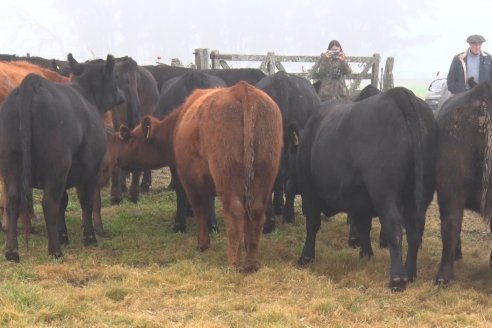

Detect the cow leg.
[
  {"left": 58, "top": 191, "right": 69, "bottom": 246},
  {"left": 262, "top": 196, "right": 276, "bottom": 234},
  {"left": 171, "top": 168, "right": 187, "bottom": 233},
  {"left": 435, "top": 200, "right": 464, "bottom": 285},
  {"left": 282, "top": 187, "right": 296, "bottom": 224},
  {"left": 76, "top": 178, "right": 98, "bottom": 247},
  {"left": 41, "top": 183, "right": 65, "bottom": 259},
  {"left": 207, "top": 196, "right": 219, "bottom": 233},
  {"left": 272, "top": 175, "right": 284, "bottom": 216},
  {"left": 402, "top": 205, "right": 420, "bottom": 282},
  {"left": 347, "top": 213, "right": 360, "bottom": 248},
  {"left": 1, "top": 182, "right": 7, "bottom": 231},
  {"left": 379, "top": 221, "right": 388, "bottom": 248},
  {"left": 140, "top": 169, "right": 152, "bottom": 193},
  {"left": 243, "top": 198, "right": 268, "bottom": 272},
  {"left": 4, "top": 174, "right": 20, "bottom": 262},
  {"left": 128, "top": 170, "right": 141, "bottom": 203},
  {"left": 188, "top": 193, "right": 211, "bottom": 251},
  {"left": 298, "top": 190, "right": 323, "bottom": 265},
  {"left": 110, "top": 167, "right": 123, "bottom": 205},
  {"left": 352, "top": 214, "right": 373, "bottom": 259},
  {"left": 221, "top": 194, "right": 245, "bottom": 268},
  {"left": 378, "top": 204, "right": 407, "bottom": 292},
  {"left": 92, "top": 186, "right": 104, "bottom": 237}
]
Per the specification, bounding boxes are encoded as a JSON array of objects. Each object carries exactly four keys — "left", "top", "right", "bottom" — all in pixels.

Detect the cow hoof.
[
  {"left": 140, "top": 184, "right": 150, "bottom": 193},
  {"left": 59, "top": 233, "right": 69, "bottom": 246},
  {"left": 209, "top": 224, "right": 219, "bottom": 234},
  {"left": 95, "top": 228, "right": 105, "bottom": 237},
  {"left": 5, "top": 250, "right": 20, "bottom": 263},
  {"left": 262, "top": 220, "right": 276, "bottom": 234},
  {"left": 52, "top": 252, "right": 64, "bottom": 261},
  {"left": 434, "top": 277, "right": 450, "bottom": 288},
  {"left": 242, "top": 264, "right": 260, "bottom": 273},
  {"left": 389, "top": 276, "right": 407, "bottom": 292},
  {"left": 172, "top": 224, "right": 186, "bottom": 233},
  {"left": 348, "top": 237, "right": 360, "bottom": 248},
  {"left": 110, "top": 196, "right": 122, "bottom": 205},
  {"left": 83, "top": 235, "right": 98, "bottom": 247},
  {"left": 359, "top": 249, "right": 373, "bottom": 259},
  {"left": 197, "top": 245, "right": 210, "bottom": 252},
  {"left": 129, "top": 196, "right": 139, "bottom": 204},
  {"left": 298, "top": 256, "right": 314, "bottom": 267}
]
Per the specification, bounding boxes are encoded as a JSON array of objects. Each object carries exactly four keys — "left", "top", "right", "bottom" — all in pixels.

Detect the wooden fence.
[{"left": 192, "top": 48, "right": 394, "bottom": 92}]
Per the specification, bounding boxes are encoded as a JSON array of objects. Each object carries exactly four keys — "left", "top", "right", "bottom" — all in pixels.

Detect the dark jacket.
[{"left": 447, "top": 49, "right": 492, "bottom": 94}]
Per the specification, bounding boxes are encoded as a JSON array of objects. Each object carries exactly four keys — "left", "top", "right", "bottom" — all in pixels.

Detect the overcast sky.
[{"left": 1, "top": 0, "right": 491, "bottom": 82}]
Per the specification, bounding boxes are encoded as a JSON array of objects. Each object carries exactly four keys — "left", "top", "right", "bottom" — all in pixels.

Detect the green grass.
[{"left": 1, "top": 168, "right": 492, "bottom": 327}]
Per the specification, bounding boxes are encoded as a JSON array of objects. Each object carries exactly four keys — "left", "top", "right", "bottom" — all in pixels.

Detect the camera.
[{"left": 329, "top": 51, "right": 341, "bottom": 59}]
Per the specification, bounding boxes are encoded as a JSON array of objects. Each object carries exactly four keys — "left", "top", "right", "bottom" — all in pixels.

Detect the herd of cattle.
[{"left": 0, "top": 53, "right": 491, "bottom": 292}]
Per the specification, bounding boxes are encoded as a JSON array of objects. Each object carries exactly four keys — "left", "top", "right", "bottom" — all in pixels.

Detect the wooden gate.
[{"left": 194, "top": 48, "right": 394, "bottom": 91}]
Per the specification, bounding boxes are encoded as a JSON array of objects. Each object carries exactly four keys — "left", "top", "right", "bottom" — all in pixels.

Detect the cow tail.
[
  {"left": 392, "top": 88, "right": 425, "bottom": 245},
  {"left": 242, "top": 84, "right": 255, "bottom": 221},
  {"left": 19, "top": 76, "right": 36, "bottom": 238}
]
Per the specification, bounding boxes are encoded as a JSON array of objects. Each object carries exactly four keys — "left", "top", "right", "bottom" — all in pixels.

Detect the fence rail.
[{"left": 190, "top": 48, "right": 394, "bottom": 91}]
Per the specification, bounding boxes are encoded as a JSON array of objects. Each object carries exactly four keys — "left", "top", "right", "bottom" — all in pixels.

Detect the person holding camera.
[
  {"left": 312, "top": 40, "right": 352, "bottom": 101},
  {"left": 446, "top": 34, "right": 492, "bottom": 94}
]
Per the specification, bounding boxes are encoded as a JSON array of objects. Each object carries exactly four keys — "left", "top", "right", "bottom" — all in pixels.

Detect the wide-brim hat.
[{"left": 466, "top": 34, "right": 486, "bottom": 43}]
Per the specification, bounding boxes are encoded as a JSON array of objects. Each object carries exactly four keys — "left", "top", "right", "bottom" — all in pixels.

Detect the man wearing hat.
[{"left": 446, "top": 34, "right": 492, "bottom": 94}]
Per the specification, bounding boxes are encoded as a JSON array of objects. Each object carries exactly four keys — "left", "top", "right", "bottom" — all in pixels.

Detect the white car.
[{"left": 424, "top": 78, "right": 452, "bottom": 116}]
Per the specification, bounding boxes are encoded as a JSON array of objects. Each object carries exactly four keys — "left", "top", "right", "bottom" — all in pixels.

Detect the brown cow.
[
  {"left": 116, "top": 81, "right": 283, "bottom": 270},
  {"left": 0, "top": 60, "right": 70, "bottom": 231}
]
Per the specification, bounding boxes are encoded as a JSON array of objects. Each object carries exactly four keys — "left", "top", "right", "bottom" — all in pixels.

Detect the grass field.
[{"left": 1, "top": 169, "right": 492, "bottom": 327}]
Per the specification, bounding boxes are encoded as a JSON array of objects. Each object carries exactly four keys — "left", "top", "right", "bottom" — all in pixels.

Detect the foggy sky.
[{"left": 1, "top": 0, "right": 491, "bottom": 82}]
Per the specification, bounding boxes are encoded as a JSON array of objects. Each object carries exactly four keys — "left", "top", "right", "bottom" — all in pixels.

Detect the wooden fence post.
[
  {"left": 211, "top": 50, "right": 220, "bottom": 69},
  {"left": 371, "top": 53, "right": 381, "bottom": 88},
  {"left": 194, "top": 48, "right": 210, "bottom": 70},
  {"left": 267, "top": 52, "right": 276, "bottom": 75},
  {"left": 383, "top": 57, "right": 394, "bottom": 91}
]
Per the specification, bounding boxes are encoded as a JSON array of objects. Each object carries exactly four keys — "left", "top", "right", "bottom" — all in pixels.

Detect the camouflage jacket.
[{"left": 312, "top": 53, "right": 352, "bottom": 101}]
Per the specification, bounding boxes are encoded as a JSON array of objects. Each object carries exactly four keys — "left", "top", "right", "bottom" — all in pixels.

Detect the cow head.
[
  {"left": 470, "top": 81, "right": 492, "bottom": 111},
  {"left": 115, "top": 116, "right": 170, "bottom": 171},
  {"left": 113, "top": 57, "right": 141, "bottom": 129},
  {"left": 68, "top": 53, "right": 126, "bottom": 114}
]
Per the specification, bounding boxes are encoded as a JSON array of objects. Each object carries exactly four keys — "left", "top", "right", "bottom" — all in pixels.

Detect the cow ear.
[
  {"left": 142, "top": 116, "right": 152, "bottom": 141},
  {"left": 105, "top": 54, "right": 115, "bottom": 75},
  {"left": 68, "top": 53, "right": 84, "bottom": 76},
  {"left": 119, "top": 125, "right": 131, "bottom": 142}
]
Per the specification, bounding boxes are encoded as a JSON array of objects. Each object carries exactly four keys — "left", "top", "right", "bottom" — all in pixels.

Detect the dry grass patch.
[{"left": 1, "top": 169, "right": 492, "bottom": 326}]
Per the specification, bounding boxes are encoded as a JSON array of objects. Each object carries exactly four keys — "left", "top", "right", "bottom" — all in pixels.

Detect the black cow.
[
  {"left": 153, "top": 71, "right": 226, "bottom": 233},
  {"left": 435, "top": 81, "right": 492, "bottom": 285},
  {"left": 109, "top": 58, "right": 159, "bottom": 204},
  {"left": 0, "top": 53, "right": 71, "bottom": 77},
  {"left": 255, "top": 71, "right": 320, "bottom": 233},
  {"left": 154, "top": 71, "right": 226, "bottom": 118},
  {"left": 0, "top": 54, "right": 125, "bottom": 262},
  {"left": 288, "top": 87, "right": 437, "bottom": 291},
  {"left": 204, "top": 68, "right": 266, "bottom": 86},
  {"left": 144, "top": 63, "right": 266, "bottom": 90}
]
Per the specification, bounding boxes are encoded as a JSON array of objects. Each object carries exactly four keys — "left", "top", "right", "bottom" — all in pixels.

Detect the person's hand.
[{"left": 339, "top": 52, "right": 347, "bottom": 61}]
